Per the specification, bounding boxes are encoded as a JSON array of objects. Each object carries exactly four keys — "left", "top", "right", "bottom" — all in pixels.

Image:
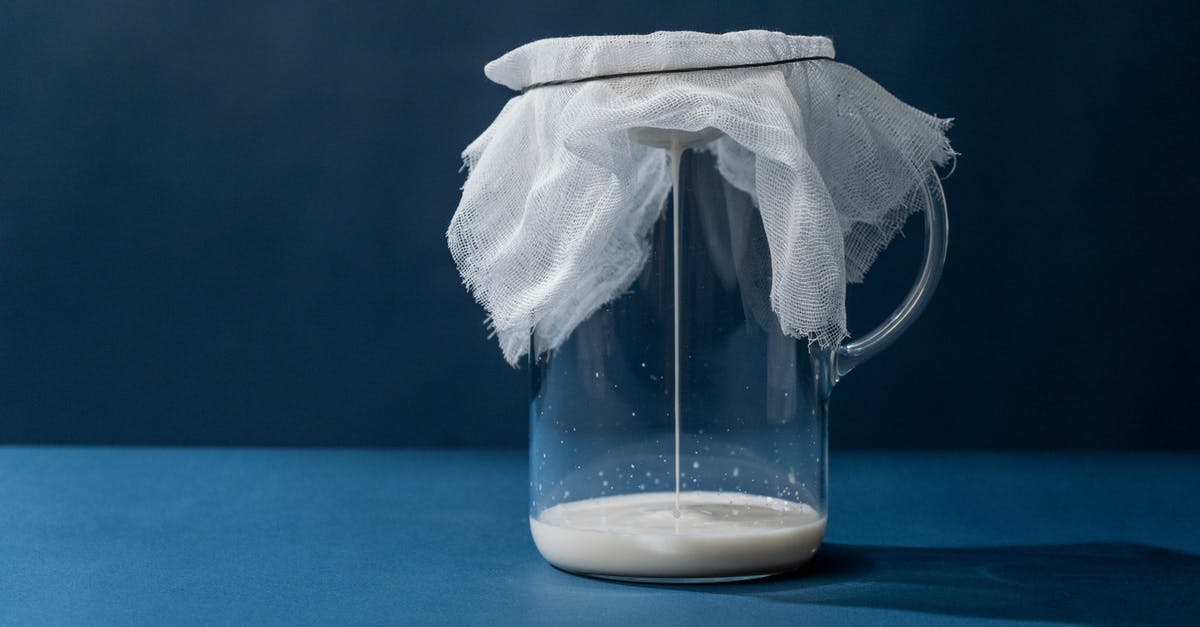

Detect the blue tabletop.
[{"left": 0, "top": 448, "right": 1196, "bottom": 625}]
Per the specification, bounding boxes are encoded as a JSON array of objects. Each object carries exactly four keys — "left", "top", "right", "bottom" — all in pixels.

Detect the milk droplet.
[
  {"left": 602, "top": 480, "right": 609, "bottom": 487},
  {"left": 732, "top": 467, "right": 740, "bottom": 477},
  {"left": 692, "top": 460, "right": 700, "bottom": 469},
  {"left": 788, "top": 471, "right": 797, "bottom": 484}
]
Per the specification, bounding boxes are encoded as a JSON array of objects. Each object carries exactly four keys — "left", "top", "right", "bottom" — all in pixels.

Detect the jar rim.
[{"left": 484, "top": 30, "right": 836, "bottom": 92}]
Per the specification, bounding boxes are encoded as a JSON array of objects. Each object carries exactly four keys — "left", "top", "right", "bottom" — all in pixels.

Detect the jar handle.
[{"left": 834, "top": 174, "right": 948, "bottom": 380}]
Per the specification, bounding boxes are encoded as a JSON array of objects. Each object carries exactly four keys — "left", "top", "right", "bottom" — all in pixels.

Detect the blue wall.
[{"left": 1, "top": 1, "right": 1197, "bottom": 447}]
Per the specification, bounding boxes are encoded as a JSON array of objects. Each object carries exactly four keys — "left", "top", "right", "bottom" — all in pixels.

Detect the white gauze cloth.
[{"left": 449, "top": 30, "right": 954, "bottom": 365}]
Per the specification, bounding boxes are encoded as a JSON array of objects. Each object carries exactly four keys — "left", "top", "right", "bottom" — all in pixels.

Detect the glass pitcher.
[{"left": 528, "top": 130, "right": 948, "bottom": 582}]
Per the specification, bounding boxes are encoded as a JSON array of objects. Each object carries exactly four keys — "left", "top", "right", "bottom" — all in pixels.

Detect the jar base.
[{"left": 585, "top": 570, "right": 790, "bottom": 585}]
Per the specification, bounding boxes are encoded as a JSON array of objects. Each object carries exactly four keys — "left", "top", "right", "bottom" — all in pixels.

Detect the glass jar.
[{"left": 528, "top": 130, "right": 947, "bottom": 582}]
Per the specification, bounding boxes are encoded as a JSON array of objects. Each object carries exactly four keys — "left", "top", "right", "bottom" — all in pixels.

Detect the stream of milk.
[{"left": 670, "top": 137, "right": 683, "bottom": 519}]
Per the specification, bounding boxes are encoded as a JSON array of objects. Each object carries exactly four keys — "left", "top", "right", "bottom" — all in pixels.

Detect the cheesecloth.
[{"left": 448, "top": 30, "right": 954, "bottom": 365}]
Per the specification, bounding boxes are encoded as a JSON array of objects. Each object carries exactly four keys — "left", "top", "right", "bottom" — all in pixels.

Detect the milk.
[{"left": 530, "top": 491, "right": 826, "bottom": 580}]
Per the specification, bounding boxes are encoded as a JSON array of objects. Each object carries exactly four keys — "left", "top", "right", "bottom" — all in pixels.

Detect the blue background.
[{"left": 1, "top": 0, "right": 1197, "bottom": 448}]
